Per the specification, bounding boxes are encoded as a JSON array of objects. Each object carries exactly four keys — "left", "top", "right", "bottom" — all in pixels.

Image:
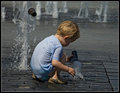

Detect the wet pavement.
[
  {"left": 1, "top": 53, "right": 118, "bottom": 92},
  {"left": 1, "top": 9, "right": 119, "bottom": 92}
]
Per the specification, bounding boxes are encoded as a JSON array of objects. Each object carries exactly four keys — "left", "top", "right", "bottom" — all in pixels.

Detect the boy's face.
[{"left": 62, "top": 36, "right": 72, "bottom": 47}]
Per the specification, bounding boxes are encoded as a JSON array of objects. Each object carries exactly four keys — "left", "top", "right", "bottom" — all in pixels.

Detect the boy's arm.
[
  {"left": 61, "top": 53, "right": 73, "bottom": 63},
  {"left": 66, "top": 55, "right": 73, "bottom": 62},
  {"left": 52, "top": 60, "right": 75, "bottom": 76},
  {"left": 52, "top": 59, "right": 69, "bottom": 71}
]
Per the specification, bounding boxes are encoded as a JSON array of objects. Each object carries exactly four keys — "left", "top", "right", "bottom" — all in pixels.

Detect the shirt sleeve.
[{"left": 52, "top": 47, "right": 63, "bottom": 61}]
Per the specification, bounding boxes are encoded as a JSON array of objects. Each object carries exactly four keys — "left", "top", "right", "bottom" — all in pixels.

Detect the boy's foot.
[
  {"left": 32, "top": 73, "right": 36, "bottom": 80},
  {"left": 32, "top": 74, "right": 44, "bottom": 82},
  {"left": 48, "top": 78, "right": 67, "bottom": 84}
]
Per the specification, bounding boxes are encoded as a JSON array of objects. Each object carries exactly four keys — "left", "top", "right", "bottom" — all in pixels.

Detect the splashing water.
[
  {"left": 59, "top": 1, "right": 68, "bottom": 13},
  {"left": 45, "top": 1, "right": 58, "bottom": 18},
  {"left": 11, "top": 1, "right": 36, "bottom": 71},
  {"left": 62, "top": 1, "right": 68, "bottom": 13},
  {"left": 35, "top": 1, "right": 41, "bottom": 20},
  {"left": 95, "top": 1, "right": 108, "bottom": 23},
  {"left": 45, "top": 1, "right": 53, "bottom": 15},
  {"left": 1, "top": 7, "right": 6, "bottom": 22},
  {"left": 73, "top": 60, "right": 84, "bottom": 80},
  {"left": 103, "top": 1, "right": 108, "bottom": 22},
  {"left": 52, "top": 1, "right": 58, "bottom": 18},
  {"left": 71, "top": 50, "right": 84, "bottom": 80},
  {"left": 77, "top": 1, "right": 88, "bottom": 18}
]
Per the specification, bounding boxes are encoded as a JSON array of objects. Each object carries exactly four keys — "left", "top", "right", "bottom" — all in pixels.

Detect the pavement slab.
[{"left": 1, "top": 50, "right": 119, "bottom": 92}]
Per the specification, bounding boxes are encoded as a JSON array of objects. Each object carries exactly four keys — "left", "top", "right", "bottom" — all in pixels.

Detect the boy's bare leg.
[
  {"left": 49, "top": 53, "right": 67, "bottom": 79},
  {"left": 48, "top": 53, "right": 68, "bottom": 84},
  {"left": 49, "top": 68, "right": 61, "bottom": 79},
  {"left": 48, "top": 68, "right": 67, "bottom": 84}
]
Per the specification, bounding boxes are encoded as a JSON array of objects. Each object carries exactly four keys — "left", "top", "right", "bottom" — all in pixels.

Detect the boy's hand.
[
  {"left": 68, "top": 67, "right": 75, "bottom": 77},
  {"left": 66, "top": 55, "right": 73, "bottom": 62},
  {"left": 61, "top": 53, "right": 73, "bottom": 63},
  {"left": 60, "top": 53, "right": 67, "bottom": 64}
]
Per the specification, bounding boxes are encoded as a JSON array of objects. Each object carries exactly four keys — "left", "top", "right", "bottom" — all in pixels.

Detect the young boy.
[{"left": 30, "top": 21, "right": 80, "bottom": 84}]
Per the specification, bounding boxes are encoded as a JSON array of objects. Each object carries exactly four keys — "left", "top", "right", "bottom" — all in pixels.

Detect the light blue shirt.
[{"left": 30, "top": 35, "right": 63, "bottom": 81}]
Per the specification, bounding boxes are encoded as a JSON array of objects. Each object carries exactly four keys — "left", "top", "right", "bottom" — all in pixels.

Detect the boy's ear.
[{"left": 64, "top": 36, "right": 69, "bottom": 39}]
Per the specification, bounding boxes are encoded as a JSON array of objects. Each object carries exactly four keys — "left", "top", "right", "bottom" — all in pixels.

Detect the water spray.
[
  {"left": 71, "top": 50, "right": 84, "bottom": 80},
  {"left": 11, "top": 1, "right": 37, "bottom": 71}
]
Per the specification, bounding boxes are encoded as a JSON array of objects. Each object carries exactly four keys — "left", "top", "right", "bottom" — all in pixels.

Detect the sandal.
[
  {"left": 32, "top": 73, "right": 36, "bottom": 80},
  {"left": 48, "top": 78, "right": 67, "bottom": 84},
  {"left": 32, "top": 74, "right": 44, "bottom": 82}
]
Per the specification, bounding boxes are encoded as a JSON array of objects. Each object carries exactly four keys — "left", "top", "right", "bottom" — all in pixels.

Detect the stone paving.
[{"left": 1, "top": 49, "right": 119, "bottom": 92}]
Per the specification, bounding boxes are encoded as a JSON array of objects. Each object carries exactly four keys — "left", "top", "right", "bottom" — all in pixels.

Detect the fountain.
[
  {"left": 77, "top": 1, "right": 89, "bottom": 18},
  {"left": 59, "top": 1, "right": 68, "bottom": 13},
  {"left": 35, "top": 1, "right": 41, "bottom": 20},
  {"left": 12, "top": 1, "right": 19, "bottom": 24},
  {"left": 103, "top": 1, "right": 108, "bottom": 22},
  {"left": 52, "top": 1, "right": 58, "bottom": 18},
  {"left": 45, "top": 1, "right": 59, "bottom": 18},
  {"left": 45, "top": 1, "right": 53, "bottom": 15},
  {"left": 11, "top": 1, "right": 36, "bottom": 71},
  {"left": 63, "top": 1, "right": 68, "bottom": 13},
  {"left": 1, "top": 7, "right": 6, "bottom": 22},
  {"left": 95, "top": 1, "right": 108, "bottom": 22},
  {"left": 71, "top": 50, "right": 84, "bottom": 80},
  {"left": 12, "top": 1, "right": 16, "bottom": 20}
]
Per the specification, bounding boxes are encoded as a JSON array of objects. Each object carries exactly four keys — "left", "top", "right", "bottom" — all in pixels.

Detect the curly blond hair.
[{"left": 56, "top": 21, "right": 80, "bottom": 42}]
